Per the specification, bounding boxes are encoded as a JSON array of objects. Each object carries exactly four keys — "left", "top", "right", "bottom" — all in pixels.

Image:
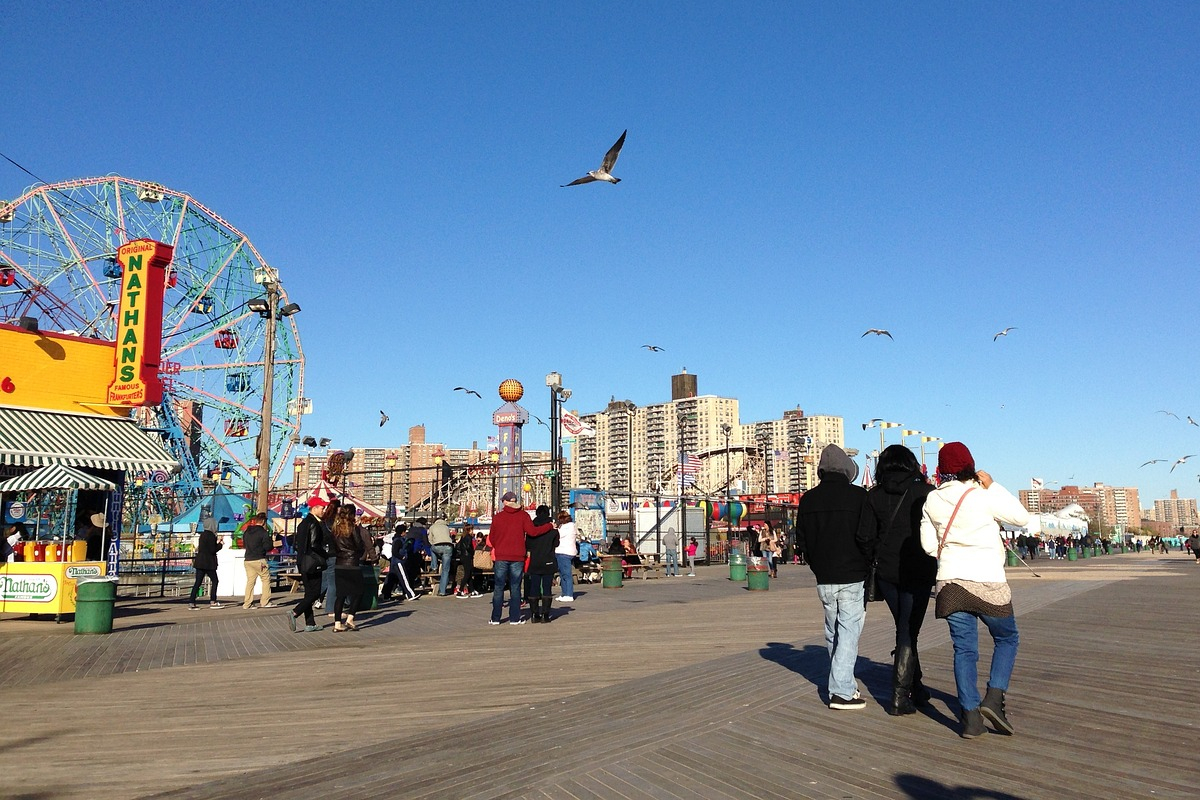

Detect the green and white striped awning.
[
  {"left": 0, "top": 463, "right": 118, "bottom": 493},
  {"left": 0, "top": 406, "right": 180, "bottom": 473}
]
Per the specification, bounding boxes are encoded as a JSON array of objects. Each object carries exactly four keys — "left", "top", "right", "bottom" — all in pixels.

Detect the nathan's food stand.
[
  {"left": 0, "top": 464, "right": 115, "bottom": 621},
  {"left": 0, "top": 560, "right": 108, "bottom": 620}
]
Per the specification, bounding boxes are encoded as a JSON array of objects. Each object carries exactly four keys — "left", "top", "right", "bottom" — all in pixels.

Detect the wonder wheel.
[{"left": 0, "top": 176, "right": 305, "bottom": 505}]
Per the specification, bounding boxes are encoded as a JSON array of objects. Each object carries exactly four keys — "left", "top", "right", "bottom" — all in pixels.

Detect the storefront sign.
[
  {"left": 0, "top": 573, "right": 58, "bottom": 603},
  {"left": 107, "top": 238, "right": 174, "bottom": 407},
  {"left": 65, "top": 565, "right": 103, "bottom": 580}
]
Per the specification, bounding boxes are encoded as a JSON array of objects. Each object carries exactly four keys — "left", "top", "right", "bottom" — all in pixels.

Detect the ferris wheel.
[{"left": 0, "top": 176, "right": 305, "bottom": 503}]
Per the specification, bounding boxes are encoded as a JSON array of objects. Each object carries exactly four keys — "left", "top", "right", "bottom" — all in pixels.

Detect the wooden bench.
[
  {"left": 281, "top": 572, "right": 304, "bottom": 594},
  {"left": 624, "top": 561, "right": 664, "bottom": 580}
]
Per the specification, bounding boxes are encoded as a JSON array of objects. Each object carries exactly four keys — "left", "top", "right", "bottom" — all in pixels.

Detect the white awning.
[
  {"left": 0, "top": 463, "right": 118, "bottom": 492},
  {"left": 0, "top": 406, "right": 180, "bottom": 473}
]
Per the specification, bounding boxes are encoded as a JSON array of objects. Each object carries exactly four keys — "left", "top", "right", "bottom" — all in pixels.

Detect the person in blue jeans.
[
  {"left": 427, "top": 517, "right": 454, "bottom": 596},
  {"left": 796, "top": 445, "right": 869, "bottom": 710},
  {"left": 920, "top": 441, "right": 1029, "bottom": 739},
  {"left": 661, "top": 527, "right": 679, "bottom": 577},
  {"left": 554, "top": 510, "right": 577, "bottom": 601},
  {"left": 488, "top": 491, "right": 555, "bottom": 624}
]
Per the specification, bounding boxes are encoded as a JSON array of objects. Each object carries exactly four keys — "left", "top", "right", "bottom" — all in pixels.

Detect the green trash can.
[
  {"left": 356, "top": 564, "right": 381, "bottom": 612},
  {"left": 1066, "top": 548, "right": 1077, "bottom": 561},
  {"left": 729, "top": 551, "right": 747, "bottom": 581},
  {"left": 1092, "top": 545, "right": 1100, "bottom": 557},
  {"left": 1079, "top": 546, "right": 1089, "bottom": 559},
  {"left": 1006, "top": 550, "right": 1019, "bottom": 567},
  {"left": 74, "top": 576, "right": 118, "bottom": 635},
  {"left": 601, "top": 555, "right": 624, "bottom": 589},
  {"left": 746, "top": 563, "right": 770, "bottom": 590}
]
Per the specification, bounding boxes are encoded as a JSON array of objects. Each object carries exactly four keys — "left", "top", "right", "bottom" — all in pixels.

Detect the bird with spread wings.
[
  {"left": 562, "top": 130, "right": 627, "bottom": 187},
  {"left": 862, "top": 329, "right": 893, "bottom": 339},
  {"left": 454, "top": 387, "right": 482, "bottom": 398}
]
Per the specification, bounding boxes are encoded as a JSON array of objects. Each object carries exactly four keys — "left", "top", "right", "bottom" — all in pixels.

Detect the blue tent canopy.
[{"left": 154, "top": 485, "right": 277, "bottom": 533}]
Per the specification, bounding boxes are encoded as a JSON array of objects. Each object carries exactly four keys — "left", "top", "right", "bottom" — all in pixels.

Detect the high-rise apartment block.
[
  {"left": 1019, "top": 483, "right": 1141, "bottom": 531},
  {"left": 570, "top": 372, "right": 844, "bottom": 495},
  {"left": 1144, "top": 489, "right": 1199, "bottom": 527}
]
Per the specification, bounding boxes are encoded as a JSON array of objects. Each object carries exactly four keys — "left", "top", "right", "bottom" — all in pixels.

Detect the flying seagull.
[
  {"left": 862, "top": 329, "right": 893, "bottom": 339},
  {"left": 1189, "top": 416, "right": 1199, "bottom": 427},
  {"left": 1159, "top": 410, "right": 1180, "bottom": 419},
  {"left": 993, "top": 327, "right": 1018, "bottom": 341},
  {"left": 862, "top": 418, "right": 884, "bottom": 430},
  {"left": 562, "top": 129, "right": 627, "bottom": 187},
  {"left": 453, "top": 387, "right": 482, "bottom": 398},
  {"left": 1170, "top": 455, "right": 1197, "bottom": 472},
  {"left": 379, "top": 410, "right": 389, "bottom": 427},
  {"left": 642, "top": 344, "right": 665, "bottom": 352},
  {"left": 1139, "top": 459, "right": 1165, "bottom": 468}
]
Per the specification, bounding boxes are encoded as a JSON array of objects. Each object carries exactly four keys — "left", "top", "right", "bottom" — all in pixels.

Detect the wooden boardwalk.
[{"left": 0, "top": 553, "right": 1196, "bottom": 799}]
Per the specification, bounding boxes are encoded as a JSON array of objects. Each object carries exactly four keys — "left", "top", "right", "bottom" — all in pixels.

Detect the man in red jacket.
[{"left": 489, "top": 491, "right": 555, "bottom": 625}]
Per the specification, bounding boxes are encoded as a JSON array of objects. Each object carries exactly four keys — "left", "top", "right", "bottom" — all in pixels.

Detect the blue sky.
[{"left": 6, "top": 2, "right": 1199, "bottom": 507}]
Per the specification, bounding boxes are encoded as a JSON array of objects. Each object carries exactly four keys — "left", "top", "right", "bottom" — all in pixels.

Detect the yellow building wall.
[{"left": 0, "top": 324, "right": 126, "bottom": 418}]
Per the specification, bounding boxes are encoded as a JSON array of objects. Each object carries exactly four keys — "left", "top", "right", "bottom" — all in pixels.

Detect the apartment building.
[
  {"left": 569, "top": 372, "right": 844, "bottom": 495},
  {"left": 1146, "top": 489, "right": 1199, "bottom": 527},
  {"left": 1019, "top": 483, "right": 1142, "bottom": 530}
]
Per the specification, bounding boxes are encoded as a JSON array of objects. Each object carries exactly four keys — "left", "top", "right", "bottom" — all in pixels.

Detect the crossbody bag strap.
[{"left": 937, "top": 486, "right": 977, "bottom": 559}]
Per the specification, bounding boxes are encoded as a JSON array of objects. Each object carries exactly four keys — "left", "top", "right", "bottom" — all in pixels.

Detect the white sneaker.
[
  {"left": 258, "top": 602, "right": 277, "bottom": 609},
  {"left": 557, "top": 595, "right": 574, "bottom": 602}
]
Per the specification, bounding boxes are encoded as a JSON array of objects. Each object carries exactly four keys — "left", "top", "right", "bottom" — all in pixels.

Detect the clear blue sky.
[{"left": 6, "top": 2, "right": 1199, "bottom": 508}]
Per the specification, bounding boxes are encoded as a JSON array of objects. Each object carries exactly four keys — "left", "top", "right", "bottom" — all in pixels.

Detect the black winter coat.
[
  {"left": 526, "top": 526, "right": 560, "bottom": 575},
  {"left": 796, "top": 474, "right": 869, "bottom": 585},
  {"left": 855, "top": 468, "right": 936, "bottom": 590}
]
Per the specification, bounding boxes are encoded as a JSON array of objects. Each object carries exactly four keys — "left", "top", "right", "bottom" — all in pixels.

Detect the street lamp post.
[
  {"left": 385, "top": 453, "right": 397, "bottom": 530},
  {"left": 919, "top": 436, "right": 942, "bottom": 476},
  {"left": 720, "top": 422, "right": 732, "bottom": 507},
  {"left": 546, "top": 372, "right": 572, "bottom": 515},
  {"left": 248, "top": 278, "right": 300, "bottom": 515}
]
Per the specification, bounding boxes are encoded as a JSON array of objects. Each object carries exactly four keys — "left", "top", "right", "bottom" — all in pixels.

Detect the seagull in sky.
[
  {"left": 862, "top": 329, "right": 893, "bottom": 339},
  {"left": 561, "top": 129, "right": 627, "bottom": 187},
  {"left": 454, "top": 387, "right": 482, "bottom": 398},
  {"left": 379, "top": 410, "right": 389, "bottom": 427},
  {"left": 1189, "top": 416, "right": 1199, "bottom": 427},
  {"left": 862, "top": 418, "right": 883, "bottom": 430},
  {"left": 993, "top": 327, "right": 1018, "bottom": 341},
  {"left": 1140, "top": 459, "right": 1165, "bottom": 468},
  {"left": 1159, "top": 410, "right": 1180, "bottom": 419},
  {"left": 642, "top": 344, "right": 665, "bottom": 352},
  {"left": 1170, "top": 455, "right": 1197, "bottom": 472}
]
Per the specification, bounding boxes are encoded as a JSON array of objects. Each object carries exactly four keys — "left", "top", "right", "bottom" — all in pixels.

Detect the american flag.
[{"left": 679, "top": 454, "right": 702, "bottom": 487}]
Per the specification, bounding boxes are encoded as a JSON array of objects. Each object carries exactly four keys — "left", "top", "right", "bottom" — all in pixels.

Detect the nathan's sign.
[
  {"left": 107, "top": 239, "right": 174, "bottom": 407},
  {"left": 0, "top": 573, "right": 58, "bottom": 603}
]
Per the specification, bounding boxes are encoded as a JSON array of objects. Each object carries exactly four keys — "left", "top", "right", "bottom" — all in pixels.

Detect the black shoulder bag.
[{"left": 866, "top": 488, "right": 909, "bottom": 602}]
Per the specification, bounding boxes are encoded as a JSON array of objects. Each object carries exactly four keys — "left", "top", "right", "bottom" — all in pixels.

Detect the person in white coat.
[{"left": 920, "top": 442, "right": 1029, "bottom": 739}]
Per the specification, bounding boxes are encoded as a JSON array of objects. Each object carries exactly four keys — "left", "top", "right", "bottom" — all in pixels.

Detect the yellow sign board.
[
  {"left": 106, "top": 239, "right": 173, "bottom": 407},
  {"left": 0, "top": 326, "right": 125, "bottom": 417}
]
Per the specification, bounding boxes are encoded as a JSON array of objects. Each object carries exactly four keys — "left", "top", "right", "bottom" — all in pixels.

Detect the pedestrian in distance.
[
  {"left": 380, "top": 523, "right": 420, "bottom": 602},
  {"left": 526, "top": 505, "right": 560, "bottom": 622},
  {"left": 317, "top": 498, "right": 342, "bottom": 613},
  {"left": 241, "top": 512, "right": 278, "bottom": 609},
  {"left": 855, "top": 444, "right": 936, "bottom": 715},
  {"left": 428, "top": 515, "right": 455, "bottom": 596},
  {"left": 662, "top": 526, "right": 680, "bottom": 577},
  {"left": 759, "top": 523, "right": 781, "bottom": 578},
  {"left": 330, "top": 504, "right": 374, "bottom": 632},
  {"left": 188, "top": 516, "right": 224, "bottom": 609},
  {"left": 797, "top": 444, "right": 869, "bottom": 710},
  {"left": 920, "top": 442, "right": 1030, "bottom": 739},
  {"left": 452, "top": 523, "right": 480, "bottom": 597},
  {"left": 287, "top": 498, "right": 333, "bottom": 631},
  {"left": 488, "top": 491, "right": 555, "bottom": 625},
  {"left": 554, "top": 510, "right": 578, "bottom": 600},
  {"left": 686, "top": 537, "right": 698, "bottom": 576}
]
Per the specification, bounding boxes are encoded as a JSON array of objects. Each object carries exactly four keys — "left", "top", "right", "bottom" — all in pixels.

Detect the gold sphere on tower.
[{"left": 498, "top": 379, "right": 524, "bottom": 402}]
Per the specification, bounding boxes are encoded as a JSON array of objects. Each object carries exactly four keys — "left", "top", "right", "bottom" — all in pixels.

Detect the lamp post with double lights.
[
  {"left": 385, "top": 452, "right": 398, "bottom": 530},
  {"left": 546, "top": 372, "right": 572, "bottom": 514},
  {"left": 720, "top": 423, "right": 732, "bottom": 507},
  {"left": 247, "top": 277, "right": 300, "bottom": 515}
]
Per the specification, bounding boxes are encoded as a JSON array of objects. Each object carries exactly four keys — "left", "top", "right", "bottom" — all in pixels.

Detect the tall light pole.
[
  {"left": 248, "top": 278, "right": 300, "bottom": 515},
  {"left": 720, "top": 423, "right": 732, "bottom": 504},
  {"left": 546, "top": 372, "right": 571, "bottom": 515},
  {"left": 385, "top": 452, "right": 397, "bottom": 530}
]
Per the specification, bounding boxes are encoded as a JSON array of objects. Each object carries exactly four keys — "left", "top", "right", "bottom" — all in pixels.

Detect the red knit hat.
[{"left": 938, "top": 442, "right": 975, "bottom": 476}]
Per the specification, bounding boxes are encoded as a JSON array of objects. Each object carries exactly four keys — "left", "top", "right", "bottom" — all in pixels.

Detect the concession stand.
[{"left": 0, "top": 239, "right": 181, "bottom": 621}]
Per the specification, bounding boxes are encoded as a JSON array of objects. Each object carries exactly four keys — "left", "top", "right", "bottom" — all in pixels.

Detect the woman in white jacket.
[{"left": 920, "top": 442, "right": 1029, "bottom": 739}]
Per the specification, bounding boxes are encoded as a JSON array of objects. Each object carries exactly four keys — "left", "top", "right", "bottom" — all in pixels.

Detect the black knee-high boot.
[
  {"left": 888, "top": 645, "right": 917, "bottom": 716},
  {"left": 530, "top": 595, "right": 544, "bottom": 623},
  {"left": 541, "top": 595, "right": 554, "bottom": 622}
]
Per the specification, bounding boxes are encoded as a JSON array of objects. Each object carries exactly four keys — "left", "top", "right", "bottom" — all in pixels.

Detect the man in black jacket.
[
  {"left": 241, "top": 512, "right": 277, "bottom": 610},
  {"left": 796, "top": 445, "right": 869, "bottom": 710}
]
